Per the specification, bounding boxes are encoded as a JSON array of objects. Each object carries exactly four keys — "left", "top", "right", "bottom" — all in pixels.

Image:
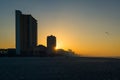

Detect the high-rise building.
[
  {"left": 15, "top": 10, "right": 37, "bottom": 55},
  {"left": 47, "top": 35, "right": 56, "bottom": 54}
]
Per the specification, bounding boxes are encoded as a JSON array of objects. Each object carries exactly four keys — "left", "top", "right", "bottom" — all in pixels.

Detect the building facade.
[
  {"left": 16, "top": 10, "right": 37, "bottom": 55},
  {"left": 33, "top": 45, "right": 47, "bottom": 56},
  {"left": 47, "top": 35, "right": 56, "bottom": 54}
]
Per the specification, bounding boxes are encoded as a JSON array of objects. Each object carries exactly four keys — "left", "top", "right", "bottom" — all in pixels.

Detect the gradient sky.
[{"left": 0, "top": 0, "right": 120, "bottom": 57}]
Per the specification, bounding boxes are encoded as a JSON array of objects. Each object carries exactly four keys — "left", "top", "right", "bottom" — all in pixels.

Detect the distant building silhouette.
[
  {"left": 0, "top": 49, "right": 7, "bottom": 56},
  {"left": 7, "top": 48, "right": 16, "bottom": 56},
  {"left": 47, "top": 35, "right": 56, "bottom": 54},
  {"left": 33, "top": 45, "right": 47, "bottom": 56},
  {"left": 15, "top": 10, "right": 37, "bottom": 55}
]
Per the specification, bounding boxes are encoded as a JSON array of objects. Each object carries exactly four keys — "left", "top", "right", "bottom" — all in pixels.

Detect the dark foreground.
[{"left": 0, "top": 57, "right": 120, "bottom": 80}]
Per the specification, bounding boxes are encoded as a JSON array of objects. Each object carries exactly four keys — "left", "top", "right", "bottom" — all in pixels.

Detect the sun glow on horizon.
[{"left": 56, "top": 42, "right": 62, "bottom": 49}]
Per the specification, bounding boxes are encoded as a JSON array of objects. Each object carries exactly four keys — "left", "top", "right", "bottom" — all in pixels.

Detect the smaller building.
[
  {"left": 7, "top": 48, "right": 16, "bottom": 56},
  {"left": 0, "top": 49, "right": 7, "bottom": 56},
  {"left": 47, "top": 35, "right": 56, "bottom": 55},
  {"left": 33, "top": 45, "right": 47, "bottom": 56}
]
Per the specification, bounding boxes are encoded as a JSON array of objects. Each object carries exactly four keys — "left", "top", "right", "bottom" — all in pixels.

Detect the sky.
[{"left": 0, "top": 0, "right": 120, "bottom": 57}]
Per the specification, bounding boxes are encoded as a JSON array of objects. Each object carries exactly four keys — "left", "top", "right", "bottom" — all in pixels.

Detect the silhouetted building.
[
  {"left": 16, "top": 10, "right": 37, "bottom": 55},
  {"left": 7, "top": 48, "right": 16, "bottom": 56},
  {"left": 0, "top": 49, "right": 7, "bottom": 56},
  {"left": 33, "top": 45, "right": 47, "bottom": 56},
  {"left": 47, "top": 35, "right": 56, "bottom": 54}
]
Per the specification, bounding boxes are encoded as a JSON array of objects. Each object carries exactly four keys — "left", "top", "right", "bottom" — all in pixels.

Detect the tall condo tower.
[
  {"left": 15, "top": 10, "right": 37, "bottom": 55},
  {"left": 47, "top": 35, "right": 56, "bottom": 54}
]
